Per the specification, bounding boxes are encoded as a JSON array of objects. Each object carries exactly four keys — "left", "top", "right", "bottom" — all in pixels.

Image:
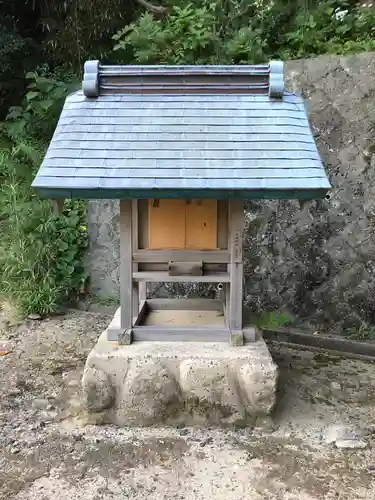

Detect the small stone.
[
  {"left": 179, "top": 428, "right": 189, "bottom": 436},
  {"left": 0, "top": 341, "right": 13, "bottom": 356},
  {"left": 176, "top": 422, "right": 186, "bottom": 429},
  {"left": 27, "top": 313, "right": 42, "bottom": 320},
  {"left": 323, "top": 424, "right": 364, "bottom": 445},
  {"left": 8, "top": 389, "right": 22, "bottom": 397},
  {"left": 335, "top": 439, "right": 368, "bottom": 450},
  {"left": 73, "top": 433, "right": 83, "bottom": 442},
  {"left": 67, "top": 379, "right": 80, "bottom": 388},
  {"left": 40, "top": 410, "right": 58, "bottom": 423},
  {"left": 10, "top": 447, "right": 20, "bottom": 454},
  {"left": 32, "top": 398, "right": 50, "bottom": 410},
  {"left": 200, "top": 437, "right": 213, "bottom": 447},
  {"left": 331, "top": 381, "right": 341, "bottom": 391}
]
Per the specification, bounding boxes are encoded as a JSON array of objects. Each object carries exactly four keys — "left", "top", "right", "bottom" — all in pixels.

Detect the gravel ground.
[{"left": 1, "top": 305, "right": 375, "bottom": 500}]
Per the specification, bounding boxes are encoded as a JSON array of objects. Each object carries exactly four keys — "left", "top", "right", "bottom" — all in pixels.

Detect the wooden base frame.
[
  {"left": 108, "top": 298, "right": 228, "bottom": 342},
  {"left": 106, "top": 298, "right": 255, "bottom": 344}
]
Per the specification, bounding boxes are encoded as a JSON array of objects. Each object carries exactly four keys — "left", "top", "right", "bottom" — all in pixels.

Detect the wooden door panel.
[
  {"left": 186, "top": 200, "right": 218, "bottom": 250},
  {"left": 148, "top": 199, "right": 186, "bottom": 249}
]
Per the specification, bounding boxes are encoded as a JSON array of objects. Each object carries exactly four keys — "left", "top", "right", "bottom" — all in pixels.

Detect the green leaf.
[
  {"left": 26, "top": 91, "right": 39, "bottom": 101},
  {"left": 39, "top": 99, "right": 54, "bottom": 111}
]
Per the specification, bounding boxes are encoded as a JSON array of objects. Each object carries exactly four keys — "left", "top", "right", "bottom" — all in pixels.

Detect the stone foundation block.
[{"left": 82, "top": 309, "right": 278, "bottom": 426}]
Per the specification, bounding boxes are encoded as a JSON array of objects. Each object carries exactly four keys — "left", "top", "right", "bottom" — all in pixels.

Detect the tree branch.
[{"left": 135, "top": 0, "right": 168, "bottom": 15}]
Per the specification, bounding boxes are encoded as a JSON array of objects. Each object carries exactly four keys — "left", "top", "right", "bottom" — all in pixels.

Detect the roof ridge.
[{"left": 82, "top": 61, "right": 284, "bottom": 99}]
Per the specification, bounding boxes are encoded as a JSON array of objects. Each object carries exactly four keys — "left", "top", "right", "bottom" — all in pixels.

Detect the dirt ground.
[{"left": 1, "top": 306, "right": 375, "bottom": 500}]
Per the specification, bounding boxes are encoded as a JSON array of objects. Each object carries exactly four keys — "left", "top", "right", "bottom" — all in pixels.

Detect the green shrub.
[
  {"left": 254, "top": 311, "right": 293, "bottom": 330},
  {"left": 0, "top": 69, "right": 87, "bottom": 316},
  {"left": 113, "top": 0, "right": 375, "bottom": 65}
]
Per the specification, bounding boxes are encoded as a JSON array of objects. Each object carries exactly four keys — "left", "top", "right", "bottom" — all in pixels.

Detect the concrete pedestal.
[{"left": 82, "top": 309, "right": 278, "bottom": 427}]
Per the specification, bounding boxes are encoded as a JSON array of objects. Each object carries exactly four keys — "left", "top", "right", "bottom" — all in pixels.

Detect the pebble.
[
  {"left": 331, "top": 381, "right": 341, "bottom": 391},
  {"left": 200, "top": 437, "right": 213, "bottom": 447},
  {"left": 179, "top": 428, "right": 189, "bottom": 436},
  {"left": 323, "top": 424, "right": 364, "bottom": 445},
  {"left": 40, "top": 410, "right": 58, "bottom": 422},
  {"left": 8, "top": 389, "right": 22, "bottom": 397},
  {"left": 335, "top": 439, "right": 368, "bottom": 450},
  {"left": 32, "top": 398, "right": 50, "bottom": 410},
  {"left": 27, "top": 313, "right": 42, "bottom": 320},
  {"left": 67, "top": 379, "right": 80, "bottom": 388},
  {"left": 10, "top": 447, "right": 20, "bottom": 455}
]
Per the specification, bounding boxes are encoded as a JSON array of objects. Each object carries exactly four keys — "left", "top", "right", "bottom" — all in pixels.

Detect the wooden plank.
[
  {"left": 119, "top": 329, "right": 132, "bottom": 345},
  {"left": 138, "top": 199, "right": 149, "bottom": 249},
  {"left": 146, "top": 298, "right": 222, "bottom": 311},
  {"left": 217, "top": 200, "right": 228, "bottom": 249},
  {"left": 133, "top": 271, "right": 230, "bottom": 283},
  {"left": 228, "top": 200, "right": 244, "bottom": 343},
  {"left": 133, "top": 300, "right": 148, "bottom": 326},
  {"left": 185, "top": 199, "right": 217, "bottom": 250},
  {"left": 223, "top": 283, "right": 229, "bottom": 327},
  {"left": 267, "top": 340, "right": 375, "bottom": 363},
  {"left": 132, "top": 284, "right": 139, "bottom": 319},
  {"left": 131, "top": 199, "right": 139, "bottom": 252},
  {"left": 139, "top": 281, "right": 147, "bottom": 302},
  {"left": 168, "top": 261, "right": 203, "bottom": 276},
  {"left": 107, "top": 328, "right": 132, "bottom": 344},
  {"left": 148, "top": 199, "right": 186, "bottom": 249},
  {"left": 132, "top": 326, "right": 229, "bottom": 342},
  {"left": 131, "top": 199, "right": 139, "bottom": 318},
  {"left": 262, "top": 327, "right": 375, "bottom": 358},
  {"left": 120, "top": 199, "right": 133, "bottom": 331},
  {"left": 138, "top": 262, "right": 227, "bottom": 272},
  {"left": 133, "top": 250, "right": 230, "bottom": 263}
]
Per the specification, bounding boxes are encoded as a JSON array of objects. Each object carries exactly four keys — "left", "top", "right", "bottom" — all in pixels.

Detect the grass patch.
[{"left": 254, "top": 311, "right": 293, "bottom": 330}]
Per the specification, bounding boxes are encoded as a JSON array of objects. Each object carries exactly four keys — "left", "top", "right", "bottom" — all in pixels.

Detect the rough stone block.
[
  {"left": 116, "top": 359, "right": 180, "bottom": 426},
  {"left": 81, "top": 308, "right": 278, "bottom": 427},
  {"left": 180, "top": 359, "right": 243, "bottom": 424},
  {"left": 82, "top": 366, "right": 114, "bottom": 412},
  {"left": 238, "top": 362, "right": 278, "bottom": 415}
]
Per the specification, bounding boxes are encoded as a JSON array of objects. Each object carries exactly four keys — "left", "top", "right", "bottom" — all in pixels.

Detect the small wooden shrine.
[{"left": 32, "top": 61, "right": 331, "bottom": 345}]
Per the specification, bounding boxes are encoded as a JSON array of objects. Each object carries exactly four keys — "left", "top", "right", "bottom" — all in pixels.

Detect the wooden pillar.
[
  {"left": 131, "top": 200, "right": 147, "bottom": 307},
  {"left": 119, "top": 199, "right": 133, "bottom": 344},
  {"left": 228, "top": 200, "right": 244, "bottom": 346},
  {"left": 51, "top": 198, "right": 64, "bottom": 215},
  {"left": 131, "top": 200, "right": 140, "bottom": 319}
]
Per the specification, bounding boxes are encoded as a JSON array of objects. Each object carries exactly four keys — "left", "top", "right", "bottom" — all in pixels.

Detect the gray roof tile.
[{"left": 32, "top": 65, "right": 331, "bottom": 199}]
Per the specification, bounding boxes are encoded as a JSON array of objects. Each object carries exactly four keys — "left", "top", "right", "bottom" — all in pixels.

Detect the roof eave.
[{"left": 33, "top": 186, "right": 331, "bottom": 201}]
